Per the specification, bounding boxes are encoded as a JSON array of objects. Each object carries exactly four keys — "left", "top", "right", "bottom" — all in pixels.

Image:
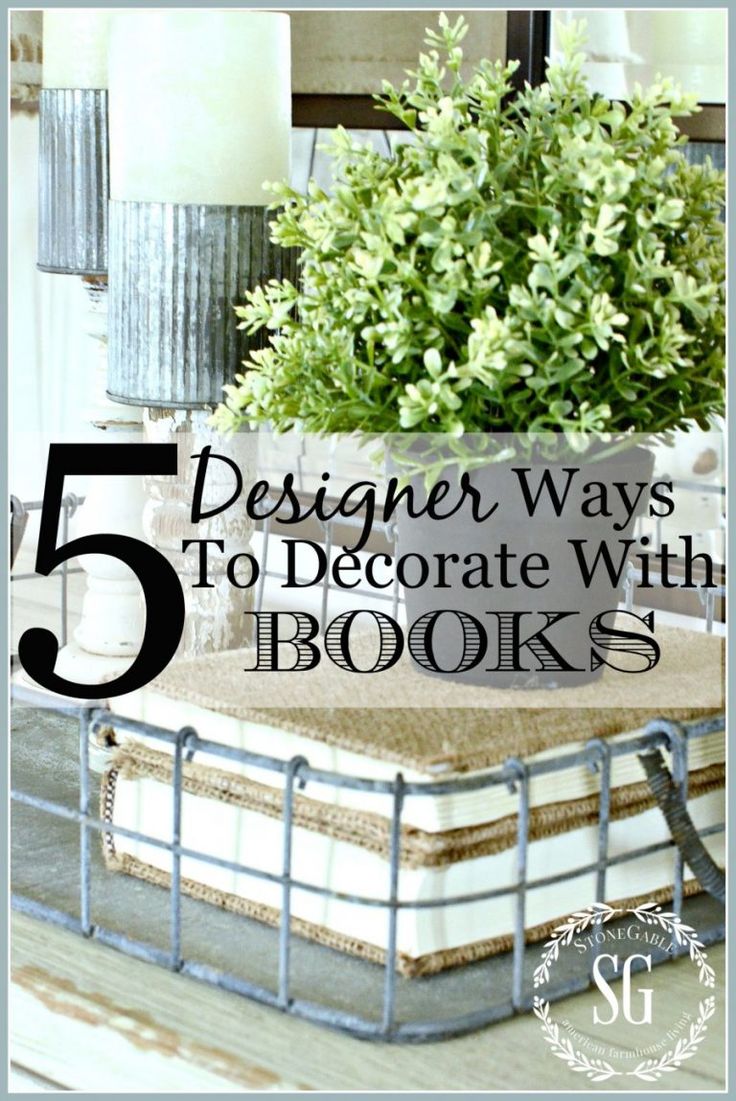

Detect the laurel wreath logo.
[{"left": 532, "top": 902, "right": 716, "bottom": 1082}]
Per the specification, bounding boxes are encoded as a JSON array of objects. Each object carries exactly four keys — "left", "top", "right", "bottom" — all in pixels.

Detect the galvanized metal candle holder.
[
  {"left": 107, "top": 202, "right": 298, "bottom": 408},
  {"left": 37, "top": 89, "right": 108, "bottom": 275}
]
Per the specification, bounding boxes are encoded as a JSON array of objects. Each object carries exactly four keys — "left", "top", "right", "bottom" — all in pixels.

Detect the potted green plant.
[{"left": 214, "top": 16, "right": 725, "bottom": 686}]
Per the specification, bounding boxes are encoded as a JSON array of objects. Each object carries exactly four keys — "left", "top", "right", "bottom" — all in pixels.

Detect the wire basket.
[{"left": 10, "top": 487, "right": 726, "bottom": 1042}]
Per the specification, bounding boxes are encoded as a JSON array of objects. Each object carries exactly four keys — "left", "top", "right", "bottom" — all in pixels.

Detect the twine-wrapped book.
[{"left": 106, "top": 627, "right": 724, "bottom": 976}]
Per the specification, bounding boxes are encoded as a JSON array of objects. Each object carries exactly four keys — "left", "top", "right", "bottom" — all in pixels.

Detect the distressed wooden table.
[{"left": 11, "top": 914, "right": 725, "bottom": 1092}]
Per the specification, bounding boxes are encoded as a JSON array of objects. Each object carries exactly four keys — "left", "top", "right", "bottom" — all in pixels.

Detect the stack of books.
[{"left": 106, "top": 627, "right": 724, "bottom": 976}]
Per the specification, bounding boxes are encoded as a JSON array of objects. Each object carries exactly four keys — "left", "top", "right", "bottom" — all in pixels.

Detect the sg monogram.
[{"left": 592, "top": 953, "right": 653, "bottom": 1026}]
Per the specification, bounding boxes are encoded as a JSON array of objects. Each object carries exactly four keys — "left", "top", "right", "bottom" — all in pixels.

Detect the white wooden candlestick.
[{"left": 53, "top": 278, "right": 148, "bottom": 689}]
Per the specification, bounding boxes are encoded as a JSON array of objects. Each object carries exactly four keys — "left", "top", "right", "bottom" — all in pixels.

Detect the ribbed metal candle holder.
[
  {"left": 37, "top": 89, "right": 108, "bottom": 275},
  {"left": 107, "top": 201, "right": 299, "bottom": 408}
]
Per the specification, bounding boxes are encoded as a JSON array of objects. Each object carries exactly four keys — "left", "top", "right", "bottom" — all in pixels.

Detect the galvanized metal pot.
[
  {"left": 107, "top": 201, "right": 298, "bottom": 409},
  {"left": 37, "top": 88, "right": 108, "bottom": 276},
  {"left": 396, "top": 444, "right": 656, "bottom": 689}
]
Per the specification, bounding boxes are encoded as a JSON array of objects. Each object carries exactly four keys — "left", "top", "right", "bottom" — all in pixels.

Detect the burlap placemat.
[
  {"left": 104, "top": 741, "right": 724, "bottom": 868},
  {"left": 147, "top": 626, "right": 723, "bottom": 774}
]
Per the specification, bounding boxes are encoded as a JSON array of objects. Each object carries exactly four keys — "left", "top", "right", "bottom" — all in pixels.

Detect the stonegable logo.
[{"left": 533, "top": 902, "right": 716, "bottom": 1083}]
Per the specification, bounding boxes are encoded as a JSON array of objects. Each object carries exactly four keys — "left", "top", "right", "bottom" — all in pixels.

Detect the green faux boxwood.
[{"left": 214, "top": 17, "right": 724, "bottom": 444}]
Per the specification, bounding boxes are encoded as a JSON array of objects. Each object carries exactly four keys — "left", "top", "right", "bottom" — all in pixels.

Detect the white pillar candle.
[
  {"left": 629, "top": 10, "right": 725, "bottom": 67},
  {"left": 109, "top": 11, "right": 291, "bottom": 206},
  {"left": 578, "top": 11, "right": 635, "bottom": 62},
  {"left": 42, "top": 11, "right": 111, "bottom": 89}
]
